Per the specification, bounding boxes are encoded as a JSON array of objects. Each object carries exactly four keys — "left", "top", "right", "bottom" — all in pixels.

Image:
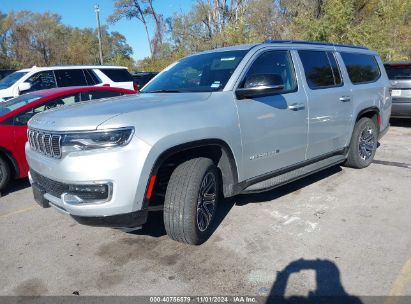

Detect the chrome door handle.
[
  {"left": 288, "top": 103, "right": 305, "bottom": 111},
  {"left": 339, "top": 96, "right": 351, "bottom": 102}
]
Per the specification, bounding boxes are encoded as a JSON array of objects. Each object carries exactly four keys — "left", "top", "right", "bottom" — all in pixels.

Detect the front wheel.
[
  {"left": 344, "top": 117, "right": 378, "bottom": 169},
  {"left": 163, "top": 158, "right": 219, "bottom": 245}
]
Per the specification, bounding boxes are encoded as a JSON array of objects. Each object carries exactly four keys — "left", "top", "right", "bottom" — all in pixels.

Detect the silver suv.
[{"left": 26, "top": 41, "right": 391, "bottom": 245}]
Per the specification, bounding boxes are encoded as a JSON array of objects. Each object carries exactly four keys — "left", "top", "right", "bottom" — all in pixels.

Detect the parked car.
[
  {"left": 132, "top": 72, "right": 158, "bottom": 90},
  {"left": 0, "top": 65, "right": 135, "bottom": 102},
  {"left": 0, "top": 69, "right": 16, "bottom": 80},
  {"left": 0, "top": 86, "right": 135, "bottom": 191},
  {"left": 384, "top": 62, "right": 411, "bottom": 118},
  {"left": 26, "top": 40, "right": 391, "bottom": 245}
]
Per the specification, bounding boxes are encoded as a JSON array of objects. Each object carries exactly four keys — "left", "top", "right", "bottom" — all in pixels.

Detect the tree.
[
  {"left": 109, "top": 0, "right": 164, "bottom": 57},
  {"left": 0, "top": 11, "right": 136, "bottom": 69}
]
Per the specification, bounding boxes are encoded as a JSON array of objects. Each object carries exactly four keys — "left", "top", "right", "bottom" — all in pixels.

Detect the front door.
[{"left": 236, "top": 50, "right": 308, "bottom": 180}]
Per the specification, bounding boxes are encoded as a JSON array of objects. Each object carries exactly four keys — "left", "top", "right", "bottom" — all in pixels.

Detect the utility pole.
[{"left": 95, "top": 4, "right": 104, "bottom": 65}]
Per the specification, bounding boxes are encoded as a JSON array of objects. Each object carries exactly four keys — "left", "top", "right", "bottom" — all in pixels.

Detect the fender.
[{"left": 146, "top": 139, "right": 240, "bottom": 204}]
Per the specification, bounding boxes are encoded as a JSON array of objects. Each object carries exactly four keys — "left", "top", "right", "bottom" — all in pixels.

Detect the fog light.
[
  {"left": 66, "top": 183, "right": 112, "bottom": 202},
  {"left": 69, "top": 184, "right": 108, "bottom": 194},
  {"left": 62, "top": 193, "right": 83, "bottom": 205}
]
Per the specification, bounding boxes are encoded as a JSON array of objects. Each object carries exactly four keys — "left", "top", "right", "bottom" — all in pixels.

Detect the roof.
[
  {"left": 23, "top": 86, "right": 135, "bottom": 97},
  {"left": 196, "top": 39, "right": 372, "bottom": 55},
  {"left": 384, "top": 61, "right": 411, "bottom": 65},
  {"left": 263, "top": 39, "right": 369, "bottom": 50},
  {"left": 17, "top": 65, "right": 128, "bottom": 73},
  {"left": 0, "top": 86, "right": 136, "bottom": 121}
]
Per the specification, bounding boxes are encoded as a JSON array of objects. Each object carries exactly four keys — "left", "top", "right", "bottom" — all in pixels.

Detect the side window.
[
  {"left": 55, "top": 69, "right": 87, "bottom": 87},
  {"left": 25, "top": 71, "right": 57, "bottom": 92},
  {"left": 84, "top": 69, "right": 102, "bottom": 85},
  {"left": 14, "top": 93, "right": 80, "bottom": 126},
  {"left": 241, "top": 50, "right": 297, "bottom": 93},
  {"left": 340, "top": 53, "right": 381, "bottom": 84},
  {"left": 81, "top": 90, "right": 123, "bottom": 101},
  {"left": 299, "top": 50, "right": 342, "bottom": 89},
  {"left": 99, "top": 69, "right": 133, "bottom": 82}
]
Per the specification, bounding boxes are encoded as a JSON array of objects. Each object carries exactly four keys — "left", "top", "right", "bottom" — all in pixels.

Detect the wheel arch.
[
  {"left": 355, "top": 107, "right": 380, "bottom": 131},
  {"left": 147, "top": 139, "right": 240, "bottom": 203}
]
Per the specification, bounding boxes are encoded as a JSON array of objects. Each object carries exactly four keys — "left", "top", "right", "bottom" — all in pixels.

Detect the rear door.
[
  {"left": 298, "top": 50, "right": 353, "bottom": 159},
  {"left": 236, "top": 49, "right": 308, "bottom": 179}
]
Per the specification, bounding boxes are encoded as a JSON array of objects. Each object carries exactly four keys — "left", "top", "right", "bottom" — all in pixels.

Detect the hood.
[{"left": 28, "top": 92, "right": 211, "bottom": 132}]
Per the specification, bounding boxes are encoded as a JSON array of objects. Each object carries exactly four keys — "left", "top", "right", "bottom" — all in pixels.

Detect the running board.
[{"left": 242, "top": 155, "right": 346, "bottom": 193}]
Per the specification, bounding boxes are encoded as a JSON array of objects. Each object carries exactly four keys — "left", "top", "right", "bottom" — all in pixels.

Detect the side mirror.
[
  {"left": 236, "top": 74, "right": 285, "bottom": 100},
  {"left": 18, "top": 82, "right": 31, "bottom": 94}
]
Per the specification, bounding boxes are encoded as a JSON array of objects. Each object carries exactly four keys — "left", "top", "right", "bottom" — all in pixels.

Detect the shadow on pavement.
[
  {"left": 0, "top": 178, "right": 30, "bottom": 198},
  {"left": 135, "top": 166, "right": 342, "bottom": 241},
  {"left": 266, "top": 259, "right": 363, "bottom": 304},
  {"left": 390, "top": 118, "right": 411, "bottom": 128},
  {"left": 235, "top": 165, "right": 342, "bottom": 206}
]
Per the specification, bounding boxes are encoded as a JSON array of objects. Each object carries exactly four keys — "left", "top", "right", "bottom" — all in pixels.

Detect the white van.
[{"left": 0, "top": 65, "right": 135, "bottom": 101}]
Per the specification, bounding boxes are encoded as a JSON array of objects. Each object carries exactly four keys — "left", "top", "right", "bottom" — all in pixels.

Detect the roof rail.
[{"left": 263, "top": 40, "right": 369, "bottom": 50}]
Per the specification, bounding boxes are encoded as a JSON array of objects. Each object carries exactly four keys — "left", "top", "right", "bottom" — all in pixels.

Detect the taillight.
[
  {"left": 133, "top": 82, "right": 139, "bottom": 92},
  {"left": 102, "top": 83, "right": 110, "bottom": 87}
]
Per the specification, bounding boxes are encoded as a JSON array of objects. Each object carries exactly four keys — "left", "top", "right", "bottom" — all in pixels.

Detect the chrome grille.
[{"left": 28, "top": 129, "right": 62, "bottom": 158}]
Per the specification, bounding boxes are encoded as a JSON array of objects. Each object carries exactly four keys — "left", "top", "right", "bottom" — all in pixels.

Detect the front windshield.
[
  {"left": 0, "top": 94, "right": 42, "bottom": 116},
  {"left": 0, "top": 71, "right": 28, "bottom": 89},
  {"left": 142, "top": 50, "right": 247, "bottom": 93}
]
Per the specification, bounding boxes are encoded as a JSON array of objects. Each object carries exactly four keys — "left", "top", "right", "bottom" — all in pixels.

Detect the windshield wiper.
[{"left": 142, "top": 89, "right": 181, "bottom": 93}]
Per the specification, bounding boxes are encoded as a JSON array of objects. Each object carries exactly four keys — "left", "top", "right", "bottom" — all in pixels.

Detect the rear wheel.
[
  {"left": 344, "top": 117, "right": 378, "bottom": 169},
  {"left": 163, "top": 158, "right": 219, "bottom": 245},
  {"left": 0, "top": 156, "right": 11, "bottom": 192}
]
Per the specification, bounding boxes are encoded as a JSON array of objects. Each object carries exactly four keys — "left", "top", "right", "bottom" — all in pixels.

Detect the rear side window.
[
  {"left": 84, "top": 69, "right": 102, "bottom": 85},
  {"left": 55, "top": 69, "right": 88, "bottom": 87},
  {"left": 299, "top": 50, "right": 343, "bottom": 89},
  {"left": 81, "top": 90, "right": 124, "bottom": 101},
  {"left": 99, "top": 69, "right": 132, "bottom": 82},
  {"left": 384, "top": 64, "right": 411, "bottom": 80},
  {"left": 340, "top": 53, "right": 381, "bottom": 84}
]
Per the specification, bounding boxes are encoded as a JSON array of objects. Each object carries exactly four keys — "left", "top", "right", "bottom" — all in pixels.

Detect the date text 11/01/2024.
[{"left": 149, "top": 296, "right": 257, "bottom": 303}]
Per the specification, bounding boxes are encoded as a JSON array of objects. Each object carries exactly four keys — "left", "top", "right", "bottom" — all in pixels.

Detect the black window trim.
[
  {"left": 340, "top": 52, "right": 382, "bottom": 85},
  {"left": 236, "top": 49, "right": 299, "bottom": 96},
  {"left": 298, "top": 50, "right": 344, "bottom": 91}
]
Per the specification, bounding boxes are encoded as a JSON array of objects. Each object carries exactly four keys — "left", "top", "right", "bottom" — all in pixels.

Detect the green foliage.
[{"left": 292, "top": 0, "right": 411, "bottom": 61}]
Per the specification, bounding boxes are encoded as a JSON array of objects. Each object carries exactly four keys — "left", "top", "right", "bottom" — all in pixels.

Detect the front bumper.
[{"left": 25, "top": 135, "right": 152, "bottom": 223}]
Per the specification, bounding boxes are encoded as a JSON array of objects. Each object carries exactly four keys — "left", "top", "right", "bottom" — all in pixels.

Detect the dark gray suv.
[{"left": 385, "top": 62, "right": 411, "bottom": 118}]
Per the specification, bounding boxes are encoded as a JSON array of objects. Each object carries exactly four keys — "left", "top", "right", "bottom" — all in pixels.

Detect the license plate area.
[
  {"left": 32, "top": 183, "right": 50, "bottom": 208},
  {"left": 391, "top": 89, "right": 402, "bottom": 97}
]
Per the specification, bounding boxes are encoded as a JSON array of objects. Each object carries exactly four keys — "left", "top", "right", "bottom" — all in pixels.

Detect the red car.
[{"left": 0, "top": 86, "right": 136, "bottom": 191}]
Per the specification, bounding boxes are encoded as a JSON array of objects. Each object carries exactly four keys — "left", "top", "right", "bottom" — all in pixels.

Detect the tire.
[
  {"left": 344, "top": 117, "right": 378, "bottom": 169},
  {"left": 0, "top": 156, "right": 11, "bottom": 191},
  {"left": 163, "top": 158, "right": 219, "bottom": 245}
]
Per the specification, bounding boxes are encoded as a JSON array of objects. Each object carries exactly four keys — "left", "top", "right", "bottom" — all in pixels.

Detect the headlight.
[{"left": 61, "top": 127, "right": 134, "bottom": 151}]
